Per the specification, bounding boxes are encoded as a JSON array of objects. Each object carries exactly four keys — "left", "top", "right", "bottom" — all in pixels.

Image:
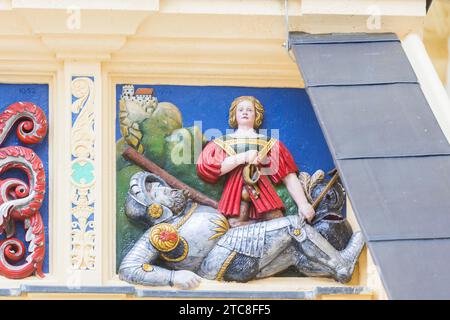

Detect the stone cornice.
[
  {"left": 301, "top": 0, "right": 426, "bottom": 17},
  {"left": 41, "top": 35, "right": 127, "bottom": 61},
  {"left": 11, "top": 0, "right": 159, "bottom": 11},
  {"left": 0, "top": 0, "right": 429, "bottom": 85}
]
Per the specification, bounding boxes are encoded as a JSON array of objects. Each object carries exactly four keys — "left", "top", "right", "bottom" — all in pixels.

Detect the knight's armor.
[{"left": 119, "top": 171, "right": 364, "bottom": 286}]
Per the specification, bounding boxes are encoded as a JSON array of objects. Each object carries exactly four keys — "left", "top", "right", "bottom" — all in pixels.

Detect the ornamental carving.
[
  {"left": 70, "top": 76, "right": 96, "bottom": 270},
  {"left": 0, "top": 102, "right": 47, "bottom": 279}
]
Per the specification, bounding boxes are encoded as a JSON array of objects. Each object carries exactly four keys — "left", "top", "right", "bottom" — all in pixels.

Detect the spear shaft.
[
  {"left": 312, "top": 170, "right": 339, "bottom": 210},
  {"left": 123, "top": 147, "right": 219, "bottom": 209}
]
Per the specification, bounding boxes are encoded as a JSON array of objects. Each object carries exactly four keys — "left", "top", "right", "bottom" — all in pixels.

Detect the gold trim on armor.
[
  {"left": 147, "top": 203, "right": 163, "bottom": 219},
  {"left": 160, "top": 238, "right": 189, "bottom": 263},
  {"left": 150, "top": 202, "right": 198, "bottom": 263},
  {"left": 223, "top": 138, "right": 269, "bottom": 146},
  {"left": 149, "top": 223, "right": 180, "bottom": 252},
  {"left": 213, "top": 138, "right": 236, "bottom": 156},
  {"left": 215, "top": 251, "right": 237, "bottom": 281},
  {"left": 142, "top": 263, "right": 154, "bottom": 272},
  {"left": 257, "top": 138, "right": 277, "bottom": 160},
  {"left": 208, "top": 214, "right": 230, "bottom": 240},
  {"left": 174, "top": 202, "right": 198, "bottom": 229},
  {"left": 213, "top": 137, "right": 277, "bottom": 159}
]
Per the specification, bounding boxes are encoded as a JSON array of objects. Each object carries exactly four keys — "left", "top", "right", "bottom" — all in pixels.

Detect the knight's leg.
[
  {"left": 297, "top": 224, "right": 364, "bottom": 283},
  {"left": 199, "top": 245, "right": 260, "bottom": 282},
  {"left": 200, "top": 219, "right": 293, "bottom": 281},
  {"left": 255, "top": 245, "right": 339, "bottom": 279},
  {"left": 294, "top": 253, "right": 337, "bottom": 278},
  {"left": 255, "top": 246, "right": 298, "bottom": 279},
  {"left": 254, "top": 221, "right": 305, "bottom": 278},
  {"left": 217, "top": 231, "right": 295, "bottom": 282}
]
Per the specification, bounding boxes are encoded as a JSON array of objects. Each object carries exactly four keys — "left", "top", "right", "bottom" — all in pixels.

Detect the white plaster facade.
[{"left": 424, "top": 0, "right": 450, "bottom": 95}]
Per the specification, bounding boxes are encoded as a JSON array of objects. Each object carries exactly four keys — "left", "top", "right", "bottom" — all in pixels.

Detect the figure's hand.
[
  {"left": 299, "top": 203, "right": 315, "bottom": 223},
  {"left": 244, "top": 150, "right": 259, "bottom": 164},
  {"left": 255, "top": 154, "right": 269, "bottom": 166},
  {"left": 173, "top": 270, "right": 202, "bottom": 290}
]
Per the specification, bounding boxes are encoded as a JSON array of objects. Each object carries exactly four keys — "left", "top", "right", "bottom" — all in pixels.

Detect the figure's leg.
[
  {"left": 200, "top": 220, "right": 293, "bottom": 281},
  {"left": 296, "top": 224, "right": 364, "bottom": 283},
  {"left": 229, "top": 208, "right": 284, "bottom": 227},
  {"left": 294, "top": 253, "right": 337, "bottom": 278},
  {"left": 199, "top": 245, "right": 260, "bottom": 282},
  {"left": 262, "top": 209, "right": 284, "bottom": 221},
  {"left": 252, "top": 222, "right": 306, "bottom": 278},
  {"left": 255, "top": 245, "right": 340, "bottom": 279},
  {"left": 228, "top": 201, "right": 256, "bottom": 227},
  {"left": 217, "top": 233, "right": 307, "bottom": 282},
  {"left": 255, "top": 246, "right": 298, "bottom": 279}
]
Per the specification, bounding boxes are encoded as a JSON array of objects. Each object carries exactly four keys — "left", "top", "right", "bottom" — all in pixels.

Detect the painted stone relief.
[
  {"left": 116, "top": 85, "right": 364, "bottom": 289},
  {"left": 0, "top": 101, "right": 48, "bottom": 279}
]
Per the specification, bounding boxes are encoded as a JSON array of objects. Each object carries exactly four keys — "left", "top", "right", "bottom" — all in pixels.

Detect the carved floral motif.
[
  {"left": 0, "top": 102, "right": 47, "bottom": 279},
  {"left": 70, "top": 77, "right": 96, "bottom": 270}
]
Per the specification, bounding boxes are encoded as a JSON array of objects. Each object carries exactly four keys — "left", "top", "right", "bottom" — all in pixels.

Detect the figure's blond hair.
[{"left": 228, "top": 96, "right": 264, "bottom": 129}]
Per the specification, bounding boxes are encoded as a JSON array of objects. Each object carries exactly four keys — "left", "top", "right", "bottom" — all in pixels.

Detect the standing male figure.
[{"left": 197, "top": 96, "right": 315, "bottom": 227}]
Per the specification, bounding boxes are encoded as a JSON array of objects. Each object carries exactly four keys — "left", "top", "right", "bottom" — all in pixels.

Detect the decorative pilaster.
[
  {"left": 70, "top": 76, "right": 96, "bottom": 270},
  {"left": 61, "top": 61, "right": 103, "bottom": 285}
]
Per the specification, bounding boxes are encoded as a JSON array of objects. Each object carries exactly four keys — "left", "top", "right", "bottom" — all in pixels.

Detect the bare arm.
[{"left": 283, "top": 173, "right": 315, "bottom": 222}]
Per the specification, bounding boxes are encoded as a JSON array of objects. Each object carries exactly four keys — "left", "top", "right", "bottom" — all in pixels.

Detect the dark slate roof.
[
  {"left": 308, "top": 84, "right": 450, "bottom": 159},
  {"left": 290, "top": 32, "right": 450, "bottom": 300}
]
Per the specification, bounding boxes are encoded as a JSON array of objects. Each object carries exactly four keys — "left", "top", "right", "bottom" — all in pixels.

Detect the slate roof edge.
[
  {"left": 289, "top": 32, "right": 399, "bottom": 45},
  {"left": 304, "top": 86, "right": 450, "bottom": 161},
  {"left": 290, "top": 30, "right": 450, "bottom": 300},
  {"left": 333, "top": 158, "right": 450, "bottom": 299},
  {"left": 335, "top": 156, "right": 450, "bottom": 243},
  {"left": 368, "top": 236, "right": 450, "bottom": 243},
  {"left": 305, "top": 81, "right": 419, "bottom": 88},
  {"left": 335, "top": 153, "right": 450, "bottom": 161}
]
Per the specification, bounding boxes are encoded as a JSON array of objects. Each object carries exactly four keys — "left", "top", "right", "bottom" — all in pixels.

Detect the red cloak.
[{"left": 197, "top": 138, "right": 298, "bottom": 220}]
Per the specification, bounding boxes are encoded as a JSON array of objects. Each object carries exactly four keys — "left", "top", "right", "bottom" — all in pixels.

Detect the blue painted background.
[
  {"left": 0, "top": 84, "right": 49, "bottom": 274},
  {"left": 116, "top": 84, "right": 334, "bottom": 175}
]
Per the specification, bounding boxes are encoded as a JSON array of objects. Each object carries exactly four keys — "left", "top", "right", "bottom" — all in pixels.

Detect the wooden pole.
[
  {"left": 123, "top": 147, "right": 219, "bottom": 209},
  {"left": 312, "top": 170, "right": 340, "bottom": 210}
]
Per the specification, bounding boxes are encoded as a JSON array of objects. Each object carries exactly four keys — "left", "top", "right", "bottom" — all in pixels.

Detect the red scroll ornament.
[{"left": 0, "top": 102, "right": 47, "bottom": 279}]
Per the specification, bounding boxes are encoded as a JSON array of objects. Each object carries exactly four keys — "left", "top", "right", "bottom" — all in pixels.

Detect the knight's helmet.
[
  {"left": 299, "top": 169, "right": 346, "bottom": 218},
  {"left": 299, "top": 170, "right": 352, "bottom": 251},
  {"left": 311, "top": 178, "right": 346, "bottom": 217},
  {"left": 125, "top": 171, "right": 174, "bottom": 227}
]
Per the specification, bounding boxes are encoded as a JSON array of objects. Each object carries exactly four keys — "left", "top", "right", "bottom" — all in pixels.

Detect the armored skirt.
[{"left": 197, "top": 136, "right": 299, "bottom": 220}]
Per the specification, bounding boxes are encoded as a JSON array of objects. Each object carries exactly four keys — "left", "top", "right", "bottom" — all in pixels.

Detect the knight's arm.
[{"left": 118, "top": 230, "right": 174, "bottom": 286}]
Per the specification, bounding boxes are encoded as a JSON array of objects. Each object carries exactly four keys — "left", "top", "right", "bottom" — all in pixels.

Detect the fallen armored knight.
[{"left": 119, "top": 171, "right": 365, "bottom": 289}]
